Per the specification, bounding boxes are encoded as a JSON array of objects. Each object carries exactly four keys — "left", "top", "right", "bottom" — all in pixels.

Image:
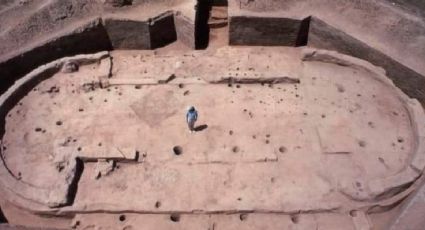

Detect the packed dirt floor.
[{"left": 1, "top": 45, "right": 423, "bottom": 229}]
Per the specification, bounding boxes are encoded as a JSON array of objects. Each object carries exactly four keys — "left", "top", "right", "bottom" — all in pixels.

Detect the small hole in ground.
[
  {"left": 232, "top": 146, "right": 239, "bottom": 153},
  {"left": 349, "top": 210, "right": 358, "bottom": 217},
  {"left": 290, "top": 215, "right": 299, "bottom": 224},
  {"left": 239, "top": 214, "right": 248, "bottom": 221},
  {"left": 336, "top": 84, "right": 345, "bottom": 93},
  {"left": 119, "top": 215, "right": 126, "bottom": 222},
  {"left": 173, "top": 146, "right": 183, "bottom": 156},
  {"left": 279, "top": 146, "right": 287, "bottom": 153},
  {"left": 170, "top": 213, "right": 180, "bottom": 222},
  {"left": 355, "top": 181, "right": 362, "bottom": 188},
  {"left": 56, "top": 121, "right": 63, "bottom": 126},
  {"left": 155, "top": 201, "right": 161, "bottom": 208}
]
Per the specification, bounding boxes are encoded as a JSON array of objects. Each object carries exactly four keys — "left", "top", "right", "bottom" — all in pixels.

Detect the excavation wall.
[
  {"left": 149, "top": 12, "right": 178, "bottom": 49},
  {"left": 103, "top": 18, "right": 150, "bottom": 49},
  {"left": 229, "top": 16, "right": 305, "bottom": 46},
  {"left": 308, "top": 16, "right": 425, "bottom": 105},
  {"left": 0, "top": 19, "right": 111, "bottom": 95},
  {"left": 104, "top": 12, "right": 177, "bottom": 50}
]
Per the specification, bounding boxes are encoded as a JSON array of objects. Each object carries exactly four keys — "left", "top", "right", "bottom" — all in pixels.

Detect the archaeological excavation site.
[{"left": 1, "top": 0, "right": 425, "bottom": 229}]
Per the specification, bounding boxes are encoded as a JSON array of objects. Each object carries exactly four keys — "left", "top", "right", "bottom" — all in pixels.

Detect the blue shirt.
[{"left": 186, "top": 110, "right": 198, "bottom": 123}]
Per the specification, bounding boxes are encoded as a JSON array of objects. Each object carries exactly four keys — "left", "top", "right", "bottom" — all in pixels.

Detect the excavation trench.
[{"left": 0, "top": 5, "right": 424, "bottom": 228}]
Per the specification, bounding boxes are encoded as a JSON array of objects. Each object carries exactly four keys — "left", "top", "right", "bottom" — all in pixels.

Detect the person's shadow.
[{"left": 194, "top": 124, "right": 208, "bottom": 132}]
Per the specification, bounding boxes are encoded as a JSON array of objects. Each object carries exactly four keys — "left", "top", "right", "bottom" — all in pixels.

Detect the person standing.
[{"left": 186, "top": 106, "right": 198, "bottom": 133}]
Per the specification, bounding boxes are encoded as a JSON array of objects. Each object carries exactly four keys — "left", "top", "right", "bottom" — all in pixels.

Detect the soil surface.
[
  {"left": 1, "top": 1, "right": 425, "bottom": 229},
  {"left": 1, "top": 46, "right": 421, "bottom": 229}
]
